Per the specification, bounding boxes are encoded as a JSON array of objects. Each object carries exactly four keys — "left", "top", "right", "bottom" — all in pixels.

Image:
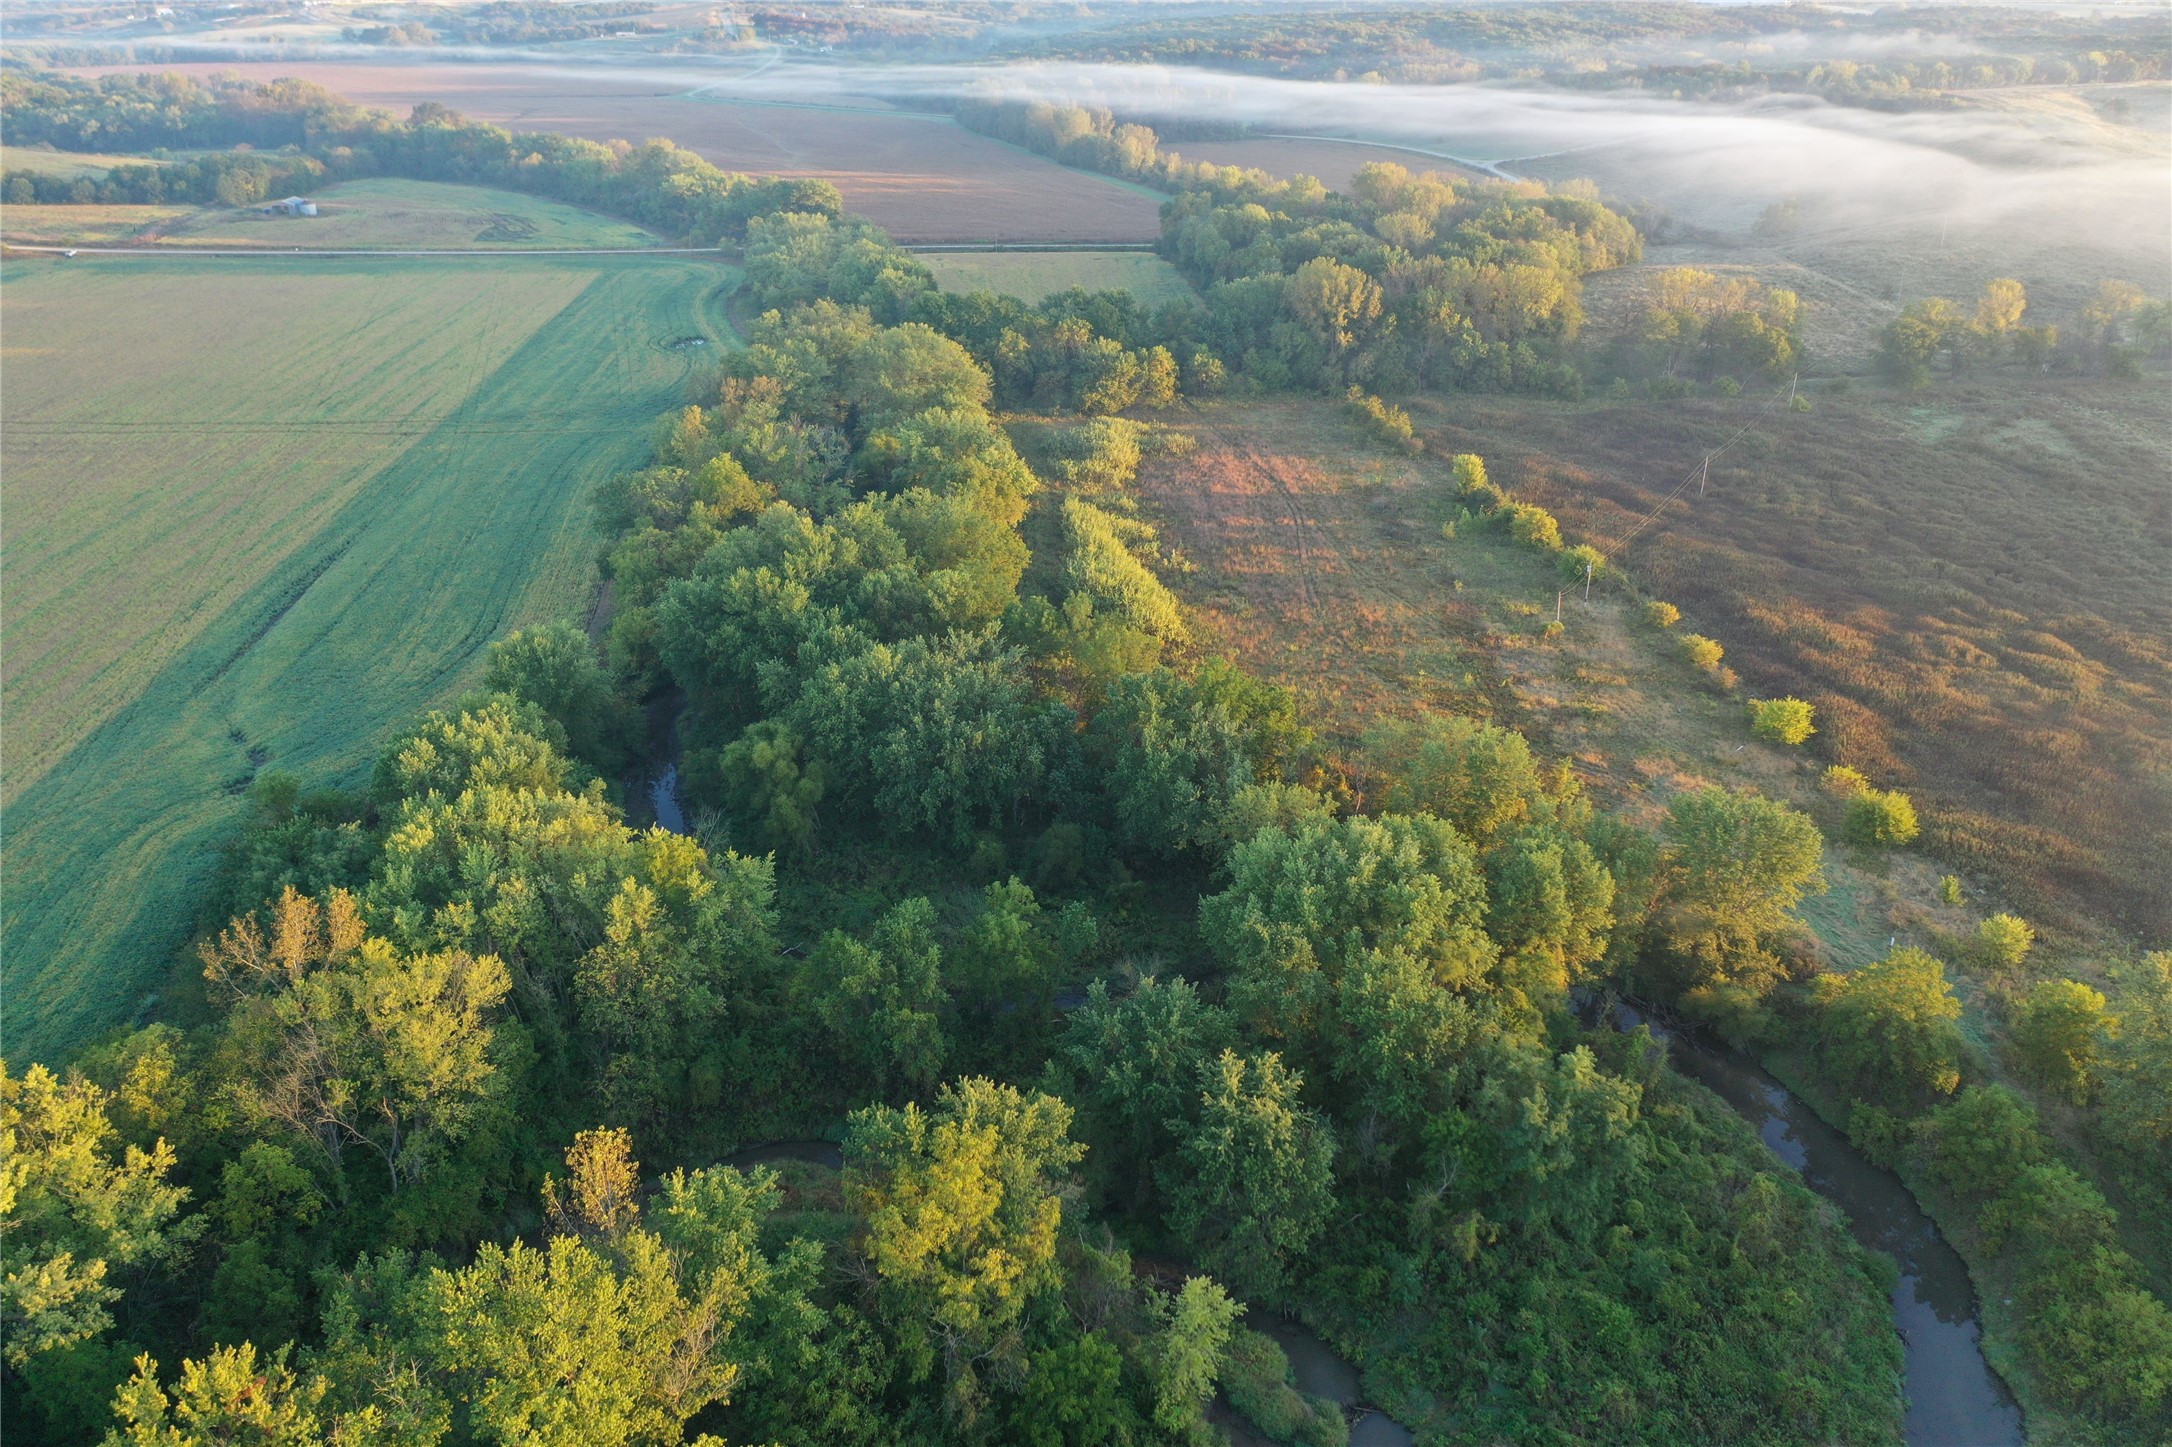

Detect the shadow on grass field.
[{"left": 1, "top": 254, "right": 739, "bottom": 1061}]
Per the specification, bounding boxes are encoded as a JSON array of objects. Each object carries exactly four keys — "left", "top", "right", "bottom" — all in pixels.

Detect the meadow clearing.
[
  {"left": 918, "top": 249, "right": 1194, "bottom": 304},
  {"left": 2, "top": 251, "right": 740, "bottom": 1059},
  {"left": 150, "top": 176, "right": 665, "bottom": 249},
  {"left": 64, "top": 61, "right": 1168, "bottom": 243},
  {"left": 1132, "top": 394, "right": 2027, "bottom": 965}
]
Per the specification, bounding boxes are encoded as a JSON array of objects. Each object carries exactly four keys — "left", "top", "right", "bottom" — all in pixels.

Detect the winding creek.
[
  {"left": 635, "top": 722, "right": 2014, "bottom": 1446},
  {"left": 1618, "top": 1005, "right": 2024, "bottom": 1447}
]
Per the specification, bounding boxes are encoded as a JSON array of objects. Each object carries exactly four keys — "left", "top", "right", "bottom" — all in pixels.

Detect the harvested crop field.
[
  {"left": 1, "top": 250, "right": 740, "bottom": 1059},
  {"left": 1172, "top": 135, "right": 1488, "bottom": 188},
  {"left": 65, "top": 62, "right": 1166, "bottom": 243},
  {"left": 920, "top": 249, "right": 1194, "bottom": 304},
  {"left": 0, "top": 203, "right": 192, "bottom": 245}
]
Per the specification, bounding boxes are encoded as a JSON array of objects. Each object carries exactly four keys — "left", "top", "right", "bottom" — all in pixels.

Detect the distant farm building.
[{"left": 258, "top": 196, "right": 318, "bottom": 217}]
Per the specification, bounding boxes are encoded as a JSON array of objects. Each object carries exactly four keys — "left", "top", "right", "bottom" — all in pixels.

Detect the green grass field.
[
  {"left": 0, "top": 146, "right": 172, "bottom": 178},
  {"left": 919, "top": 249, "right": 1195, "bottom": 304},
  {"left": 1, "top": 252, "right": 739, "bottom": 1060},
  {"left": 154, "top": 177, "right": 663, "bottom": 250}
]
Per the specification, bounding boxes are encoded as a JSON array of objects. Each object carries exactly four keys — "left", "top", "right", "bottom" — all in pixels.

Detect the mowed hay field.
[
  {"left": 154, "top": 177, "right": 663, "bottom": 249},
  {"left": 920, "top": 250, "right": 1194, "bottom": 305},
  {"left": 1, "top": 204, "right": 194, "bottom": 245},
  {"left": 66, "top": 62, "right": 1167, "bottom": 243},
  {"left": 2, "top": 252, "right": 739, "bottom": 1059}
]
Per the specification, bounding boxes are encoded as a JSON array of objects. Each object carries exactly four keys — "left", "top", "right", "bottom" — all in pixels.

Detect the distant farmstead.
[{"left": 258, "top": 196, "right": 318, "bottom": 217}]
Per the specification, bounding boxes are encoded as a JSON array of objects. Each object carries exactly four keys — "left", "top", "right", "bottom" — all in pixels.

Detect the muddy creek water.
[{"left": 1621, "top": 1007, "right": 2023, "bottom": 1447}]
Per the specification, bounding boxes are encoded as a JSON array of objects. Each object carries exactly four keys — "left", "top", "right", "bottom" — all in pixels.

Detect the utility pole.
[
  {"left": 1697, "top": 455, "right": 1710, "bottom": 499},
  {"left": 1584, "top": 559, "right": 1594, "bottom": 602},
  {"left": 1787, "top": 372, "right": 1798, "bottom": 407},
  {"left": 1555, "top": 588, "right": 1564, "bottom": 624}
]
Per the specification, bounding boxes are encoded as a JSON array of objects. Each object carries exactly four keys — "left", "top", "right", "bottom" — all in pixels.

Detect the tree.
[
  {"left": 1814, "top": 948, "right": 1965, "bottom": 1104},
  {"left": 1284, "top": 257, "right": 1386, "bottom": 386},
  {"left": 1976, "top": 913, "right": 2035, "bottom": 975},
  {"left": 1363, "top": 714, "right": 1545, "bottom": 844},
  {"left": 1916, "top": 1086, "right": 2043, "bottom": 1205},
  {"left": 801, "top": 898, "right": 949, "bottom": 1100},
  {"left": 1658, "top": 787, "right": 1825, "bottom": 1000},
  {"left": 1161, "top": 1050, "right": 1335, "bottom": 1297},
  {"left": 2011, "top": 980, "right": 2109, "bottom": 1105},
  {"left": 202, "top": 888, "right": 514, "bottom": 1196},
  {"left": 103, "top": 1344, "right": 374, "bottom": 1447},
  {"left": 1201, "top": 814, "right": 1498, "bottom": 1068},
  {"left": 483, "top": 623, "right": 635, "bottom": 772},
  {"left": 1843, "top": 788, "right": 1920, "bottom": 847},
  {"left": 1, "top": 1064, "right": 196, "bottom": 1366},
  {"left": 1048, "top": 977, "right": 1235, "bottom": 1212},
  {"left": 842, "top": 1079, "right": 1084, "bottom": 1409},
  {"left": 719, "top": 719, "right": 826, "bottom": 856},
  {"left": 1089, "top": 662, "right": 1309, "bottom": 859},
  {"left": 1143, "top": 1276, "right": 1241, "bottom": 1435},
  {"left": 1746, "top": 697, "right": 1816, "bottom": 746}
]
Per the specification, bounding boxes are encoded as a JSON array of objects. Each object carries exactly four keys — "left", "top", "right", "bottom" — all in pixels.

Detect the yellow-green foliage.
[
  {"left": 1678, "top": 632, "right": 1725, "bottom": 671},
  {"left": 2, "top": 254, "right": 738, "bottom": 1059},
  {"left": 1823, "top": 765, "right": 1871, "bottom": 797},
  {"left": 1502, "top": 502, "right": 1563, "bottom": 552},
  {"left": 1061, "top": 496, "right": 1189, "bottom": 645},
  {"left": 1747, "top": 697, "right": 1817, "bottom": 745},
  {"left": 1345, "top": 386, "right": 1419, "bottom": 454},
  {"left": 1844, "top": 787, "right": 1921, "bottom": 846},
  {"left": 1645, "top": 600, "right": 1682, "bottom": 628}
]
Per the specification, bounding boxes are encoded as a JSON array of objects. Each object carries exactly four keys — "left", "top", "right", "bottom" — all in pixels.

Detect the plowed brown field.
[{"left": 64, "top": 62, "right": 1165, "bottom": 243}]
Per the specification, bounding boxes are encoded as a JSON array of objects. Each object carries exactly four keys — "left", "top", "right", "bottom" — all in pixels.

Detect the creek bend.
[{"left": 1616, "top": 1004, "right": 2023, "bottom": 1447}]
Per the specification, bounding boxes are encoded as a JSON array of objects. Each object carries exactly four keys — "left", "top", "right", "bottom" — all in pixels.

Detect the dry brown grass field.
[
  {"left": 1134, "top": 396, "right": 1920, "bottom": 972},
  {"left": 1404, "top": 382, "right": 2172, "bottom": 940},
  {"left": 65, "top": 62, "right": 1167, "bottom": 243}
]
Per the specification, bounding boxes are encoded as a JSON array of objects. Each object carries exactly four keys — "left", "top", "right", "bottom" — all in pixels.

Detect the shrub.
[
  {"left": 1678, "top": 633, "right": 1725, "bottom": 671},
  {"left": 1542, "top": 619, "right": 1566, "bottom": 641},
  {"left": 1813, "top": 947, "right": 1964, "bottom": 1103},
  {"left": 1220, "top": 1329, "right": 1349, "bottom": 1447},
  {"left": 2011, "top": 979, "right": 2108, "bottom": 1104},
  {"left": 1844, "top": 788, "right": 1920, "bottom": 847},
  {"left": 1344, "top": 386, "right": 1419, "bottom": 455},
  {"left": 1557, "top": 543, "right": 1606, "bottom": 584},
  {"left": 1644, "top": 600, "right": 1681, "bottom": 629},
  {"left": 1747, "top": 697, "right": 1816, "bottom": 746},
  {"left": 1976, "top": 913, "right": 2035, "bottom": 972},
  {"left": 1502, "top": 503, "right": 1563, "bottom": 552},
  {"left": 1940, "top": 874, "right": 1965, "bottom": 906},
  {"left": 1715, "top": 375, "right": 1742, "bottom": 398},
  {"left": 1822, "top": 765, "right": 1871, "bottom": 798}
]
